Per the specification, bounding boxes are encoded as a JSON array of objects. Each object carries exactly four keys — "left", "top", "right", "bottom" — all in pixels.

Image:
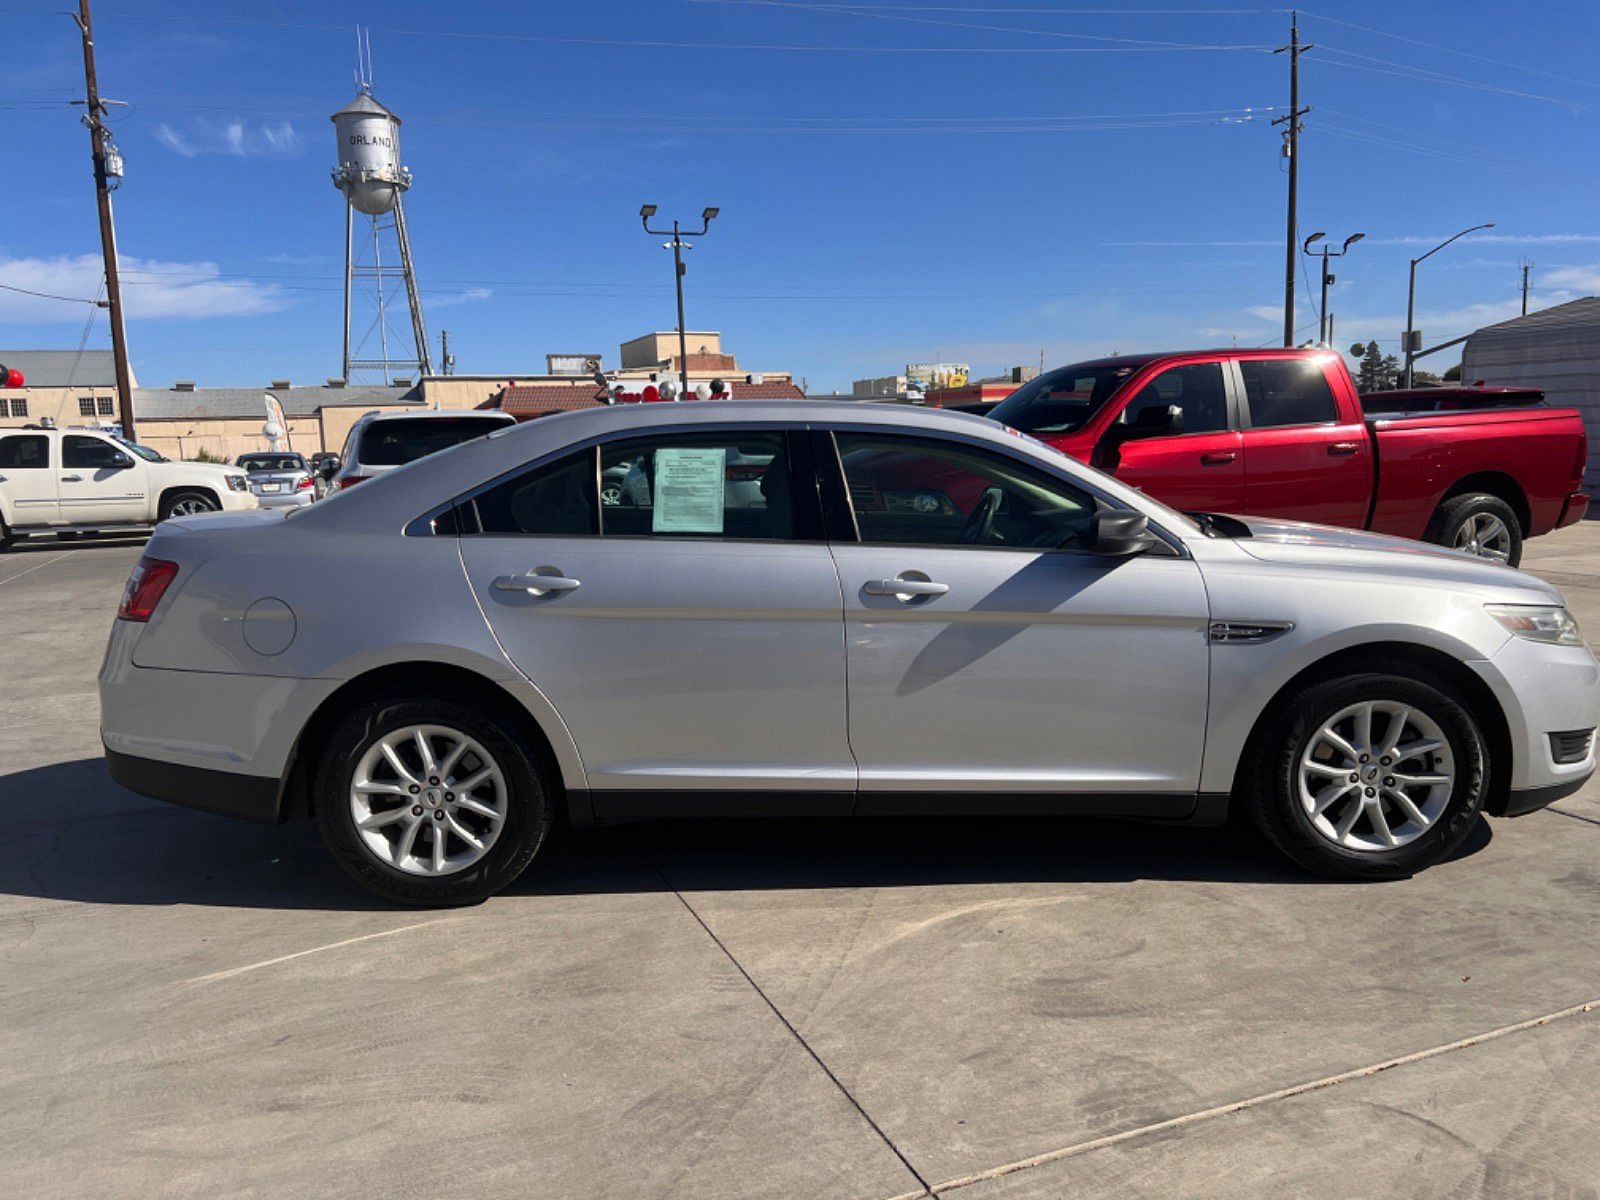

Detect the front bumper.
[
  {"left": 106, "top": 746, "right": 282, "bottom": 822},
  {"left": 1471, "top": 636, "right": 1598, "bottom": 807}
]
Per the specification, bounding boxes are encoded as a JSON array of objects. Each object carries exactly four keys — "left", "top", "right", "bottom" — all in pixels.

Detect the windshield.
[
  {"left": 358, "top": 417, "right": 507, "bottom": 467},
  {"left": 114, "top": 438, "right": 167, "bottom": 463},
  {"left": 988, "top": 361, "right": 1139, "bottom": 436}
]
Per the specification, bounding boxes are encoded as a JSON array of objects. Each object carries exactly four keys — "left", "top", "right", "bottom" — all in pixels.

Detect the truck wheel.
[
  {"left": 315, "top": 693, "right": 552, "bottom": 906},
  {"left": 1426, "top": 493, "right": 1522, "bottom": 567},
  {"left": 0, "top": 520, "right": 13, "bottom": 550},
  {"left": 1245, "top": 665, "right": 1488, "bottom": 881},
  {"left": 161, "top": 490, "right": 219, "bottom": 520}
]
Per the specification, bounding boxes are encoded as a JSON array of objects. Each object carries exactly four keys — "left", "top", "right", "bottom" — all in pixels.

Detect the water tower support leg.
[{"left": 394, "top": 197, "right": 433, "bottom": 377}]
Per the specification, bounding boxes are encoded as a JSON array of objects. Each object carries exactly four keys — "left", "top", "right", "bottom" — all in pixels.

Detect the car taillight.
[
  {"left": 339, "top": 475, "right": 367, "bottom": 490},
  {"left": 118, "top": 557, "right": 180, "bottom": 622},
  {"left": 296, "top": 476, "right": 315, "bottom": 490}
]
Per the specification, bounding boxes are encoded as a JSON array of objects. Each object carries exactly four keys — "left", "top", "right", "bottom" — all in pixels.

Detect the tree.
[
  {"left": 1353, "top": 341, "right": 1400, "bottom": 393},
  {"left": 1443, "top": 363, "right": 1462, "bottom": 382}
]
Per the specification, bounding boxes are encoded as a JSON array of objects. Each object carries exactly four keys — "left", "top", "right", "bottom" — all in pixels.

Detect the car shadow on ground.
[{"left": 3, "top": 758, "right": 1492, "bottom": 911}]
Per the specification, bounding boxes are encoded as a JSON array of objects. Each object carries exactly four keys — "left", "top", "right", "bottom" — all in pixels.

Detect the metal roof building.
[
  {"left": 1462, "top": 297, "right": 1600, "bottom": 492},
  {"left": 131, "top": 383, "right": 421, "bottom": 420},
  {"left": 0, "top": 349, "right": 121, "bottom": 389}
]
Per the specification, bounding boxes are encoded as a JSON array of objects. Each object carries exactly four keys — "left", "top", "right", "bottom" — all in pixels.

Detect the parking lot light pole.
[
  {"left": 1304, "top": 231, "right": 1364, "bottom": 347},
  {"left": 1404, "top": 222, "right": 1494, "bottom": 387},
  {"left": 640, "top": 205, "right": 719, "bottom": 398}
]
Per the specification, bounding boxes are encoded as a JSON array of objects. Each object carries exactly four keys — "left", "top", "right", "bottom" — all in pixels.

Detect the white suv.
[
  {"left": 327, "top": 409, "right": 516, "bottom": 491},
  {"left": 0, "top": 427, "right": 255, "bottom": 547}
]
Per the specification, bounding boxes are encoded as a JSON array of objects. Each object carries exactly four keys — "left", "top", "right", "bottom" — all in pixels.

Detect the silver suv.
[
  {"left": 101, "top": 402, "right": 1597, "bottom": 905},
  {"left": 328, "top": 409, "right": 516, "bottom": 491}
]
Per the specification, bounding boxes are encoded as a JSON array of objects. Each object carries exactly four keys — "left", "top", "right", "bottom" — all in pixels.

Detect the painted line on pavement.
[
  {"left": 878, "top": 998, "right": 1600, "bottom": 1199},
  {"left": 179, "top": 918, "right": 459, "bottom": 985},
  {"left": 0, "top": 552, "right": 68, "bottom": 587}
]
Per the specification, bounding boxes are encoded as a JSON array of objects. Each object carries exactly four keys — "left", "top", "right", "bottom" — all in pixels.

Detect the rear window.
[
  {"left": 238, "top": 454, "right": 305, "bottom": 471},
  {"left": 358, "top": 417, "right": 508, "bottom": 467}
]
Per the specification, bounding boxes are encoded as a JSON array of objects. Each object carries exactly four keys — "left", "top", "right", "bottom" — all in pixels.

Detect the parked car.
[
  {"left": 328, "top": 409, "right": 517, "bottom": 490},
  {"left": 308, "top": 451, "right": 339, "bottom": 500},
  {"left": 101, "top": 401, "right": 1596, "bottom": 905},
  {"left": 235, "top": 451, "right": 316, "bottom": 509},
  {"left": 1, "top": 427, "right": 254, "bottom": 548},
  {"left": 987, "top": 349, "right": 1589, "bottom": 567}
]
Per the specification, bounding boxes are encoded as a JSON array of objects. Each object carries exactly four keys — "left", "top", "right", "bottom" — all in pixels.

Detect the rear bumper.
[
  {"left": 105, "top": 746, "right": 282, "bottom": 822},
  {"left": 1558, "top": 491, "right": 1589, "bottom": 529},
  {"left": 253, "top": 490, "right": 315, "bottom": 509}
]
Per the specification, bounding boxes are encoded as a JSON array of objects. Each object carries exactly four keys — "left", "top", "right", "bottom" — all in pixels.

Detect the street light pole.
[
  {"left": 640, "top": 205, "right": 720, "bottom": 398},
  {"left": 1403, "top": 222, "right": 1494, "bottom": 387},
  {"left": 1303, "top": 231, "right": 1363, "bottom": 347}
]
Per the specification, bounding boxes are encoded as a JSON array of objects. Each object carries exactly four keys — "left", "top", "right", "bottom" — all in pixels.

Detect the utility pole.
[
  {"left": 72, "top": 0, "right": 135, "bottom": 440},
  {"left": 440, "top": 329, "right": 455, "bottom": 376},
  {"left": 1273, "top": 11, "right": 1312, "bottom": 349},
  {"left": 1520, "top": 259, "right": 1532, "bottom": 316}
]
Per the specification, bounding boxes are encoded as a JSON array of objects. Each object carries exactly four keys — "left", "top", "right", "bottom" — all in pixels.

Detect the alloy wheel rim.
[
  {"left": 1297, "top": 701, "right": 1455, "bottom": 852},
  {"left": 349, "top": 724, "right": 508, "bottom": 876},
  {"left": 1452, "top": 513, "right": 1511, "bottom": 562},
  {"left": 172, "top": 497, "right": 216, "bottom": 515}
]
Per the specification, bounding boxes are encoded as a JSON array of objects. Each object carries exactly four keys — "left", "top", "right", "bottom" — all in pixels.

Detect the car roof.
[
  {"left": 357, "top": 408, "right": 515, "bottom": 424},
  {"left": 489, "top": 398, "right": 999, "bottom": 439}
]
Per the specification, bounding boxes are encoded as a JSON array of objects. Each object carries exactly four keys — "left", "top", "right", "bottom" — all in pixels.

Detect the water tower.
[{"left": 331, "top": 78, "right": 432, "bottom": 383}]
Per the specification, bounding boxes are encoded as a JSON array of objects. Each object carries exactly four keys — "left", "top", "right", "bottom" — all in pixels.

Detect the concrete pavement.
[{"left": 2, "top": 524, "right": 1598, "bottom": 1199}]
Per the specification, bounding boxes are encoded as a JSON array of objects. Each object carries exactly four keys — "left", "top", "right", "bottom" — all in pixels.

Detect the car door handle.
[
  {"left": 59, "top": 474, "right": 83, "bottom": 482},
  {"left": 1327, "top": 441, "right": 1361, "bottom": 456},
  {"left": 494, "top": 571, "right": 581, "bottom": 596},
  {"left": 864, "top": 576, "right": 949, "bottom": 601},
  {"left": 1199, "top": 451, "right": 1236, "bottom": 466}
]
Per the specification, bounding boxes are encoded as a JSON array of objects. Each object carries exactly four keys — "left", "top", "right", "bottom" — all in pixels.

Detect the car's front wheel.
[
  {"left": 161, "top": 490, "right": 220, "bottom": 520},
  {"left": 315, "top": 694, "right": 552, "bottom": 905},
  {"left": 1246, "top": 665, "right": 1488, "bottom": 880}
]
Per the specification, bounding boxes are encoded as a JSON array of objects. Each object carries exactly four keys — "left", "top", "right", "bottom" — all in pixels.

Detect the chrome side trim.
[{"left": 1209, "top": 620, "right": 1295, "bottom": 643}]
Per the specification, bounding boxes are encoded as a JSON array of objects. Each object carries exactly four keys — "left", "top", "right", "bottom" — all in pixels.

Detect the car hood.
[{"left": 1227, "top": 516, "right": 1563, "bottom": 603}]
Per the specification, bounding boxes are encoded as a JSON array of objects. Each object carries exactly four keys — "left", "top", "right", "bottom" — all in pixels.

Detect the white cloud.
[
  {"left": 428, "top": 287, "right": 493, "bottom": 309},
  {"left": 1539, "top": 263, "right": 1600, "bottom": 292},
  {"left": 152, "top": 118, "right": 303, "bottom": 159},
  {"left": 0, "top": 254, "right": 289, "bottom": 323}
]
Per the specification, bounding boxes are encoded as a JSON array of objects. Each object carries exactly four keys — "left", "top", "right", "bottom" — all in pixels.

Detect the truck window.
[
  {"left": 0, "top": 435, "right": 49, "bottom": 469},
  {"left": 63, "top": 435, "right": 124, "bottom": 469},
  {"left": 1239, "top": 359, "right": 1338, "bottom": 428},
  {"left": 1120, "top": 363, "right": 1228, "bottom": 435}
]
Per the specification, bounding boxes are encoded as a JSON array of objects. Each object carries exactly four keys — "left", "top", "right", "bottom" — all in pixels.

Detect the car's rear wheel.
[
  {"left": 1246, "top": 666, "right": 1488, "bottom": 880},
  {"left": 315, "top": 694, "right": 552, "bottom": 906},
  {"left": 1426, "top": 493, "right": 1522, "bottom": 567},
  {"left": 161, "top": 490, "right": 220, "bottom": 520}
]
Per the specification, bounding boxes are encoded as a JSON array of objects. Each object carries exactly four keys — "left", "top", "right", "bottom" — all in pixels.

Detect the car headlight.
[
  {"left": 226, "top": 474, "right": 248, "bottom": 492},
  {"left": 1485, "top": 604, "right": 1583, "bottom": 645}
]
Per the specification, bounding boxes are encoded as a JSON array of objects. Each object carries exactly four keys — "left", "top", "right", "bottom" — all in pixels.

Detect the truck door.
[
  {"left": 58, "top": 434, "right": 148, "bottom": 525},
  {"left": 1233, "top": 356, "right": 1373, "bottom": 529},
  {"left": 0, "top": 432, "right": 59, "bottom": 527},
  {"left": 1098, "top": 360, "right": 1246, "bottom": 514}
]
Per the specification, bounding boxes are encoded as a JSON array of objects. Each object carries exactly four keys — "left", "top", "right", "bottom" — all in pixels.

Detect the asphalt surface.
[{"left": 3, "top": 524, "right": 1599, "bottom": 1199}]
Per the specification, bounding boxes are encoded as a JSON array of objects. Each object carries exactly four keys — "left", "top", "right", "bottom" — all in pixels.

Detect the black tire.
[
  {"left": 160, "top": 490, "right": 220, "bottom": 521},
  {"left": 0, "top": 519, "right": 13, "bottom": 550},
  {"left": 1424, "top": 492, "right": 1523, "bottom": 567},
  {"left": 1245, "top": 664, "right": 1488, "bottom": 881},
  {"left": 315, "top": 693, "right": 552, "bottom": 906}
]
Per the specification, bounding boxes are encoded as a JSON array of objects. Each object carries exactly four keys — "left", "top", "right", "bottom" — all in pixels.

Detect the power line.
[
  {"left": 698, "top": 2, "right": 1285, "bottom": 11},
  {"left": 1314, "top": 43, "right": 1599, "bottom": 109},
  {"left": 0, "top": 279, "right": 105, "bottom": 305},
  {"left": 1300, "top": 9, "right": 1600, "bottom": 92}
]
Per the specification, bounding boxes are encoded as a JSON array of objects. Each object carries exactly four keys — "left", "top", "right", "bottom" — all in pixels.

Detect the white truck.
[{"left": 0, "top": 427, "right": 256, "bottom": 548}]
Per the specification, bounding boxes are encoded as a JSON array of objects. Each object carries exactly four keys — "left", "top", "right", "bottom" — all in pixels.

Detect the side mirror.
[
  {"left": 1092, "top": 509, "right": 1156, "bottom": 557},
  {"left": 1130, "top": 403, "right": 1184, "bottom": 438},
  {"left": 109, "top": 451, "right": 134, "bottom": 469}
]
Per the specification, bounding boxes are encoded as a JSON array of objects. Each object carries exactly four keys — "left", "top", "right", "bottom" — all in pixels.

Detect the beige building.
[{"left": 0, "top": 350, "right": 126, "bottom": 430}]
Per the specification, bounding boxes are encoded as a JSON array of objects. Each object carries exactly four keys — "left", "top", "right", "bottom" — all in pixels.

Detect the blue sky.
[{"left": 3, "top": 0, "right": 1599, "bottom": 391}]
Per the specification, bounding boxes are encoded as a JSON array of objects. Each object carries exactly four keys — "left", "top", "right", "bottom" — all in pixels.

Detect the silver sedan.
[{"left": 101, "top": 401, "right": 1597, "bottom": 904}]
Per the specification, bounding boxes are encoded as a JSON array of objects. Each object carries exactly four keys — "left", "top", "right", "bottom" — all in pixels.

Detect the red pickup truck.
[{"left": 986, "top": 348, "right": 1589, "bottom": 566}]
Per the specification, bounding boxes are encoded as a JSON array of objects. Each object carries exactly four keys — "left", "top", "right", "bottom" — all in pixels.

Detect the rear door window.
[
  {"left": 1238, "top": 359, "right": 1339, "bottom": 428},
  {"left": 472, "top": 449, "right": 599, "bottom": 536},
  {"left": 0, "top": 435, "right": 49, "bottom": 469},
  {"left": 358, "top": 418, "right": 507, "bottom": 466}
]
